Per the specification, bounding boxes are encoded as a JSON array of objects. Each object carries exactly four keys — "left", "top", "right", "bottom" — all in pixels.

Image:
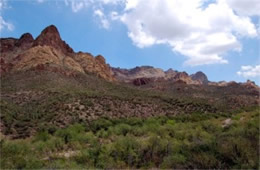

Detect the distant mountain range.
[{"left": 1, "top": 25, "right": 258, "bottom": 89}]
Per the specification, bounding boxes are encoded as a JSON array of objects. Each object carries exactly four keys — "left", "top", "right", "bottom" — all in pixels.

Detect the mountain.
[
  {"left": 0, "top": 25, "right": 259, "bottom": 139},
  {"left": 2, "top": 24, "right": 257, "bottom": 88},
  {"left": 191, "top": 71, "right": 208, "bottom": 84},
  {"left": 111, "top": 66, "right": 201, "bottom": 85},
  {"left": 0, "top": 25, "right": 115, "bottom": 81}
]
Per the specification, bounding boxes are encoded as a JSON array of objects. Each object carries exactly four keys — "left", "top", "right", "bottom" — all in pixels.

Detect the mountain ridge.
[
  {"left": 1, "top": 25, "right": 259, "bottom": 140},
  {"left": 0, "top": 24, "right": 258, "bottom": 88}
]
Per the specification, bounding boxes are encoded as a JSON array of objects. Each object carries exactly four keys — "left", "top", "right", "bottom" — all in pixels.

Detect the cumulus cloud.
[
  {"left": 226, "top": 0, "right": 260, "bottom": 16},
  {"left": 101, "top": 0, "right": 123, "bottom": 5},
  {"left": 0, "top": 16, "right": 14, "bottom": 31},
  {"left": 237, "top": 65, "right": 260, "bottom": 78},
  {"left": 64, "top": 0, "right": 89, "bottom": 12},
  {"left": 118, "top": 0, "right": 257, "bottom": 66},
  {"left": 0, "top": 0, "right": 14, "bottom": 32},
  {"left": 0, "top": 0, "right": 8, "bottom": 10},
  {"left": 63, "top": 0, "right": 122, "bottom": 13},
  {"left": 94, "top": 9, "right": 110, "bottom": 29},
  {"left": 34, "top": 0, "right": 259, "bottom": 66}
]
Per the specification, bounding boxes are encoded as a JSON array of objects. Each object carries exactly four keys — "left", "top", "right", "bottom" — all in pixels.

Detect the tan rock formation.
[{"left": 0, "top": 25, "right": 115, "bottom": 82}]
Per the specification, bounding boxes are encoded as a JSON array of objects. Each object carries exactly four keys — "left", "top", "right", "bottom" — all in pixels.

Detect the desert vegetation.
[{"left": 1, "top": 108, "right": 258, "bottom": 169}]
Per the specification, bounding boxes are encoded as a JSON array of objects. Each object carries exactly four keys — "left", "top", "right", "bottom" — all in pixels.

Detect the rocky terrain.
[
  {"left": 0, "top": 25, "right": 115, "bottom": 81},
  {"left": 0, "top": 25, "right": 259, "bottom": 139},
  {"left": 111, "top": 66, "right": 202, "bottom": 85}
]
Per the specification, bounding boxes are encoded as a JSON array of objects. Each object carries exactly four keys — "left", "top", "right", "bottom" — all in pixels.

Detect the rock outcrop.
[
  {"left": 33, "top": 25, "right": 74, "bottom": 55},
  {"left": 133, "top": 77, "right": 152, "bottom": 86},
  {"left": 15, "top": 33, "right": 34, "bottom": 49},
  {"left": 191, "top": 71, "right": 208, "bottom": 84},
  {"left": 0, "top": 25, "right": 115, "bottom": 81},
  {"left": 112, "top": 66, "right": 165, "bottom": 82},
  {"left": 112, "top": 66, "right": 202, "bottom": 85}
]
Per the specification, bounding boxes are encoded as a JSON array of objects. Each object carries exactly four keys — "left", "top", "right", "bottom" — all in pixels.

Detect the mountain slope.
[{"left": 0, "top": 25, "right": 259, "bottom": 139}]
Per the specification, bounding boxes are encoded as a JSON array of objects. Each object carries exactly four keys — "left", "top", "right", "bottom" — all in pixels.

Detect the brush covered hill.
[{"left": 0, "top": 25, "right": 259, "bottom": 169}]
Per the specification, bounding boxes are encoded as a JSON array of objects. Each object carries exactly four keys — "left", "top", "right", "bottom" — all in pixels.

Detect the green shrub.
[
  {"left": 112, "top": 123, "right": 132, "bottom": 136},
  {"left": 96, "top": 128, "right": 109, "bottom": 138},
  {"left": 110, "top": 136, "right": 140, "bottom": 167},
  {"left": 55, "top": 124, "right": 85, "bottom": 144},
  {"left": 91, "top": 118, "right": 113, "bottom": 132},
  {"left": 34, "top": 131, "right": 50, "bottom": 142},
  {"left": 161, "top": 153, "right": 187, "bottom": 168}
]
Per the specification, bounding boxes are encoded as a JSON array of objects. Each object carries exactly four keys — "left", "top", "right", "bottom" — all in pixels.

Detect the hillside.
[{"left": 0, "top": 25, "right": 259, "bottom": 169}]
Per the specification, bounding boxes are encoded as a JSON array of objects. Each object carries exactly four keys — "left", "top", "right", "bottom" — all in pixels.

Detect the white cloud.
[
  {"left": 71, "top": 1, "right": 84, "bottom": 12},
  {"left": 94, "top": 9, "right": 110, "bottom": 29},
  {"left": 110, "top": 11, "right": 120, "bottom": 20},
  {"left": 125, "top": 0, "right": 138, "bottom": 10},
  {"left": 116, "top": 0, "right": 258, "bottom": 66},
  {"left": 100, "top": 0, "right": 122, "bottom": 5},
  {"left": 226, "top": 0, "right": 260, "bottom": 16},
  {"left": 0, "top": 16, "right": 14, "bottom": 31},
  {"left": 0, "top": 0, "right": 8, "bottom": 10},
  {"left": 0, "top": 0, "right": 14, "bottom": 32},
  {"left": 32, "top": 0, "right": 259, "bottom": 66},
  {"left": 63, "top": 0, "right": 122, "bottom": 13},
  {"left": 237, "top": 65, "right": 260, "bottom": 78},
  {"left": 64, "top": 0, "right": 92, "bottom": 12}
]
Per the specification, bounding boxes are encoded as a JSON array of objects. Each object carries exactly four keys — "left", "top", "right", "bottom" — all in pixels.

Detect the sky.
[{"left": 0, "top": 0, "right": 259, "bottom": 84}]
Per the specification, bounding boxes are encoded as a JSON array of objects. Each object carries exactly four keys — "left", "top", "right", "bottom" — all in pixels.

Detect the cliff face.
[{"left": 0, "top": 25, "right": 115, "bottom": 81}]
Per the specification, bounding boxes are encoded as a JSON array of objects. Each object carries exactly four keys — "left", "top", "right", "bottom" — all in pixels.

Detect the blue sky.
[{"left": 0, "top": 0, "right": 259, "bottom": 84}]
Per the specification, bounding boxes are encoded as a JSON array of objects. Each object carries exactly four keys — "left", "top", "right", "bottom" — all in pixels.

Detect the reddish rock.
[
  {"left": 133, "top": 77, "right": 152, "bottom": 86},
  {"left": 191, "top": 71, "right": 208, "bottom": 84},
  {"left": 0, "top": 25, "right": 116, "bottom": 81},
  {"left": 0, "top": 38, "right": 18, "bottom": 53},
  {"left": 172, "top": 72, "right": 196, "bottom": 84},
  {"left": 242, "top": 80, "right": 259, "bottom": 89},
  {"left": 95, "top": 55, "right": 106, "bottom": 64},
  {"left": 15, "top": 33, "right": 34, "bottom": 48},
  {"left": 33, "top": 25, "right": 74, "bottom": 55}
]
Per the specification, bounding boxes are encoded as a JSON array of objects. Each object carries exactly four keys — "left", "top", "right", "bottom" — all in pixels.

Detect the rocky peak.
[
  {"left": 246, "top": 80, "right": 255, "bottom": 85},
  {"left": 38, "top": 25, "right": 60, "bottom": 38},
  {"left": 165, "top": 68, "right": 175, "bottom": 74},
  {"left": 33, "top": 25, "right": 73, "bottom": 55},
  {"left": 165, "top": 68, "right": 177, "bottom": 79},
  {"left": 243, "top": 80, "right": 259, "bottom": 89},
  {"left": 174, "top": 72, "right": 189, "bottom": 78},
  {"left": 95, "top": 55, "right": 106, "bottom": 64},
  {"left": 129, "top": 66, "right": 165, "bottom": 77},
  {"left": 15, "top": 33, "right": 34, "bottom": 48},
  {"left": 191, "top": 71, "right": 208, "bottom": 84},
  {"left": 173, "top": 72, "right": 196, "bottom": 84}
]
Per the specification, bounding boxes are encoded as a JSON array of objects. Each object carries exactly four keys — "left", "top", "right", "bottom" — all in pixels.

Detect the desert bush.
[
  {"left": 90, "top": 118, "right": 113, "bottom": 132},
  {"left": 110, "top": 136, "right": 140, "bottom": 167},
  {"left": 161, "top": 153, "right": 187, "bottom": 169},
  {"left": 111, "top": 123, "right": 132, "bottom": 136},
  {"left": 34, "top": 130, "right": 50, "bottom": 142}
]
